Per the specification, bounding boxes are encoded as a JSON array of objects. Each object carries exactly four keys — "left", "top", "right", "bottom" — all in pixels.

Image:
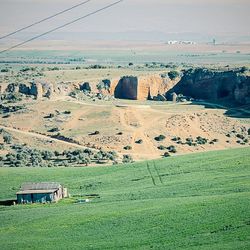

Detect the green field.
[{"left": 0, "top": 147, "right": 250, "bottom": 249}]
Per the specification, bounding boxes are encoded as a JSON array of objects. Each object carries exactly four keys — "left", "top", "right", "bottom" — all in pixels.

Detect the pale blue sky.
[{"left": 0, "top": 0, "right": 249, "bottom": 39}]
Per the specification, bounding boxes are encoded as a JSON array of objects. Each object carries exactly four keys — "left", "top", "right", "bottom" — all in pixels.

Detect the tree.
[{"left": 42, "top": 151, "right": 54, "bottom": 160}]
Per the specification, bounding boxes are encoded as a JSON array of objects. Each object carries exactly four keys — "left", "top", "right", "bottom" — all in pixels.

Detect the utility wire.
[
  {"left": 0, "top": 0, "right": 124, "bottom": 54},
  {"left": 0, "top": 0, "right": 92, "bottom": 40}
]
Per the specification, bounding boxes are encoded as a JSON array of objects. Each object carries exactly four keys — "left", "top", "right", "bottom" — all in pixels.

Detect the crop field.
[{"left": 0, "top": 147, "right": 249, "bottom": 249}]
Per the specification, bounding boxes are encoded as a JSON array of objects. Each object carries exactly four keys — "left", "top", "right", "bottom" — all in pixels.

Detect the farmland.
[{"left": 0, "top": 147, "right": 249, "bottom": 249}]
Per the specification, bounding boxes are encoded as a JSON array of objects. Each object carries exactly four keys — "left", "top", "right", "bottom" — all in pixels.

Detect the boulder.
[{"left": 80, "top": 82, "right": 91, "bottom": 92}]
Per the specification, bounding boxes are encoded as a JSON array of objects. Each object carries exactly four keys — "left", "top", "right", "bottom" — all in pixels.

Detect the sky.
[{"left": 0, "top": 0, "right": 249, "bottom": 42}]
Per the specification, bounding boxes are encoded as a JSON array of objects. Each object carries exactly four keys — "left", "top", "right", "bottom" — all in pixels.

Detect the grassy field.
[{"left": 0, "top": 147, "right": 250, "bottom": 249}]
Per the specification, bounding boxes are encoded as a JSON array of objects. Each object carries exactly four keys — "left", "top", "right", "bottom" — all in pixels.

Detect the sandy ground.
[{"left": 1, "top": 97, "right": 249, "bottom": 161}]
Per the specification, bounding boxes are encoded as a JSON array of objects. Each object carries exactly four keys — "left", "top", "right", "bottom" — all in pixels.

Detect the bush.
[
  {"left": 167, "top": 145, "right": 177, "bottom": 153},
  {"left": 3, "top": 134, "right": 12, "bottom": 144},
  {"left": 163, "top": 152, "right": 170, "bottom": 157},
  {"left": 158, "top": 145, "right": 167, "bottom": 150},
  {"left": 154, "top": 135, "right": 166, "bottom": 142},
  {"left": 122, "top": 154, "right": 133, "bottom": 163},
  {"left": 196, "top": 136, "right": 208, "bottom": 145},
  {"left": 172, "top": 136, "right": 181, "bottom": 142},
  {"left": 168, "top": 71, "right": 180, "bottom": 80},
  {"left": 48, "top": 127, "right": 59, "bottom": 133},
  {"left": 124, "top": 145, "right": 132, "bottom": 150},
  {"left": 42, "top": 151, "right": 54, "bottom": 160},
  {"left": 1, "top": 68, "right": 9, "bottom": 73},
  {"left": 236, "top": 134, "right": 244, "bottom": 140},
  {"left": 89, "top": 131, "right": 100, "bottom": 136},
  {"left": 135, "top": 139, "right": 143, "bottom": 144},
  {"left": 44, "top": 113, "right": 54, "bottom": 118}
]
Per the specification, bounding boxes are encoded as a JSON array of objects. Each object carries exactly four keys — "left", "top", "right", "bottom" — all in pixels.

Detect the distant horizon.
[{"left": 0, "top": 0, "right": 249, "bottom": 46}]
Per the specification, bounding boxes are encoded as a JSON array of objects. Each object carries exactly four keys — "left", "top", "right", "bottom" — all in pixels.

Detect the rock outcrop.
[
  {"left": 168, "top": 68, "right": 250, "bottom": 104},
  {"left": 80, "top": 82, "right": 91, "bottom": 92},
  {"left": 2, "top": 81, "right": 57, "bottom": 99},
  {"left": 110, "top": 75, "right": 178, "bottom": 100}
]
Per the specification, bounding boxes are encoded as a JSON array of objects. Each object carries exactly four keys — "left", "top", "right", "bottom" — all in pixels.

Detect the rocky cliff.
[
  {"left": 168, "top": 68, "right": 250, "bottom": 104},
  {"left": 110, "top": 75, "right": 178, "bottom": 100},
  {"left": 1, "top": 81, "right": 57, "bottom": 99}
]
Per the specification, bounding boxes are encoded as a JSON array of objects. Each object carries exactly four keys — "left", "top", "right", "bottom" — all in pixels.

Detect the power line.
[
  {"left": 0, "top": 0, "right": 92, "bottom": 40},
  {"left": 0, "top": 0, "right": 124, "bottom": 54}
]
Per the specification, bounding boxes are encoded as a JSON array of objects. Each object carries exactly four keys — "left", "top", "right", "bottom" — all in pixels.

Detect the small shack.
[{"left": 16, "top": 182, "right": 67, "bottom": 204}]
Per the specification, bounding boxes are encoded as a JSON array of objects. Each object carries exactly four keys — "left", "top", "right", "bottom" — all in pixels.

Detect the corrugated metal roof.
[
  {"left": 17, "top": 189, "right": 58, "bottom": 195},
  {"left": 20, "top": 182, "right": 61, "bottom": 191}
]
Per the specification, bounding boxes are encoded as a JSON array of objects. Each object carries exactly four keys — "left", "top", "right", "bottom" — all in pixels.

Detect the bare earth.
[{"left": 1, "top": 97, "right": 249, "bottom": 161}]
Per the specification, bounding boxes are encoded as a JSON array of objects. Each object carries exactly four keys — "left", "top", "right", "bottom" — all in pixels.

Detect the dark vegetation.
[
  {"left": 168, "top": 70, "right": 180, "bottom": 80},
  {"left": 0, "top": 145, "right": 119, "bottom": 167},
  {"left": 154, "top": 135, "right": 166, "bottom": 142}
]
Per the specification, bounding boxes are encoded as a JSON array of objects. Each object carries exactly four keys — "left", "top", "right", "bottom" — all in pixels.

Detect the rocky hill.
[
  {"left": 110, "top": 74, "right": 179, "bottom": 101},
  {"left": 168, "top": 68, "right": 250, "bottom": 104}
]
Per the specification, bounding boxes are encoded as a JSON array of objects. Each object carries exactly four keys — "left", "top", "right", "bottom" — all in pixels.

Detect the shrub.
[
  {"left": 122, "top": 154, "right": 133, "bottom": 163},
  {"left": 248, "top": 128, "right": 250, "bottom": 135},
  {"left": 167, "top": 145, "right": 177, "bottom": 153},
  {"left": 3, "top": 134, "right": 12, "bottom": 144},
  {"left": 1, "top": 68, "right": 9, "bottom": 73},
  {"left": 124, "top": 145, "right": 132, "bottom": 150},
  {"left": 89, "top": 131, "right": 100, "bottom": 136},
  {"left": 172, "top": 136, "right": 181, "bottom": 142},
  {"left": 168, "top": 70, "right": 180, "bottom": 80},
  {"left": 155, "top": 135, "right": 166, "bottom": 142},
  {"left": 48, "top": 127, "right": 59, "bottom": 133},
  {"left": 44, "top": 113, "right": 54, "bottom": 118},
  {"left": 239, "top": 66, "right": 248, "bottom": 73},
  {"left": 236, "top": 134, "right": 244, "bottom": 140},
  {"left": 196, "top": 136, "right": 208, "bottom": 145},
  {"left": 135, "top": 139, "right": 143, "bottom": 144},
  {"left": 163, "top": 152, "right": 170, "bottom": 157},
  {"left": 158, "top": 145, "right": 167, "bottom": 150},
  {"left": 42, "top": 151, "right": 54, "bottom": 160}
]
